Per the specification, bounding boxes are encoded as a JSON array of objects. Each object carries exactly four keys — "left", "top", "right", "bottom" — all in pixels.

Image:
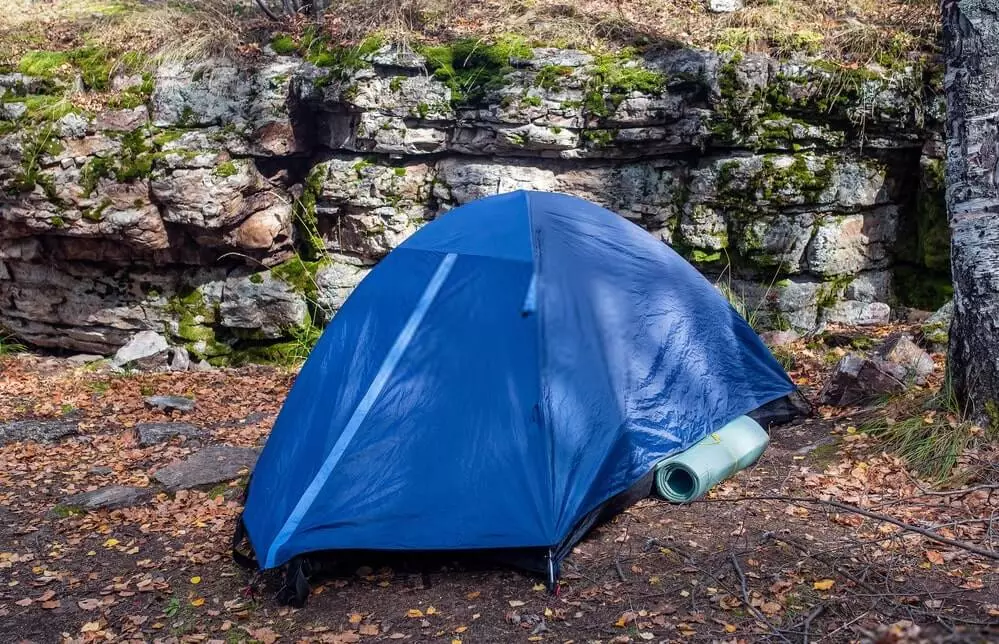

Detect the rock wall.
[{"left": 0, "top": 41, "right": 949, "bottom": 362}]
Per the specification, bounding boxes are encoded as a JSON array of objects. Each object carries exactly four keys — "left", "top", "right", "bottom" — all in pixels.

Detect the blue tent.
[{"left": 236, "top": 190, "right": 796, "bottom": 600}]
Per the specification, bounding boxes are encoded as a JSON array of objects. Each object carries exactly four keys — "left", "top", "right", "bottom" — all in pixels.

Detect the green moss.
[
  {"left": 393, "top": 167, "right": 406, "bottom": 177},
  {"left": 390, "top": 76, "right": 404, "bottom": 92},
  {"left": 50, "top": 504, "right": 84, "bottom": 518},
  {"left": 213, "top": 160, "right": 238, "bottom": 178},
  {"left": 271, "top": 255, "right": 323, "bottom": 302},
  {"left": 50, "top": 215, "right": 66, "bottom": 228},
  {"left": 82, "top": 197, "right": 112, "bottom": 222},
  {"left": 521, "top": 94, "right": 542, "bottom": 107},
  {"left": 583, "top": 51, "right": 666, "bottom": 118},
  {"left": 419, "top": 34, "right": 532, "bottom": 105},
  {"left": 70, "top": 46, "right": 115, "bottom": 91},
  {"left": 535, "top": 64, "right": 573, "bottom": 89},
  {"left": 690, "top": 249, "right": 723, "bottom": 263},
  {"left": 773, "top": 30, "right": 824, "bottom": 55},
  {"left": 152, "top": 128, "right": 186, "bottom": 146},
  {"left": 17, "top": 51, "right": 70, "bottom": 78},
  {"left": 725, "top": 155, "right": 835, "bottom": 207},
  {"left": 581, "top": 128, "right": 614, "bottom": 147},
  {"left": 113, "top": 128, "right": 155, "bottom": 181},
  {"left": 80, "top": 156, "right": 111, "bottom": 196},
  {"left": 249, "top": 272, "right": 264, "bottom": 285},
  {"left": 271, "top": 33, "right": 298, "bottom": 55},
  {"left": 815, "top": 274, "right": 853, "bottom": 314},
  {"left": 296, "top": 164, "right": 326, "bottom": 260},
  {"left": 416, "top": 102, "right": 430, "bottom": 118}
]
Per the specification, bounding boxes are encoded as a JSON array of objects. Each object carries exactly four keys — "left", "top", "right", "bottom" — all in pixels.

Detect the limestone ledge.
[{"left": 0, "top": 43, "right": 947, "bottom": 358}]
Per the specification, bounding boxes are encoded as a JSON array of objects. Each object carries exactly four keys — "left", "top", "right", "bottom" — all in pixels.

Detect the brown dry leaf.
[
  {"left": 41, "top": 599, "right": 60, "bottom": 609},
  {"left": 925, "top": 550, "right": 944, "bottom": 565},
  {"left": 465, "top": 591, "right": 480, "bottom": 600},
  {"left": 348, "top": 613, "right": 363, "bottom": 625},
  {"left": 615, "top": 610, "right": 637, "bottom": 627},
  {"left": 78, "top": 598, "right": 101, "bottom": 610},
  {"left": 37, "top": 589, "right": 56, "bottom": 602},
  {"left": 426, "top": 605, "right": 437, "bottom": 615},
  {"left": 388, "top": 634, "right": 406, "bottom": 640},
  {"left": 760, "top": 602, "right": 783, "bottom": 615},
  {"left": 455, "top": 626, "right": 468, "bottom": 633},
  {"left": 247, "top": 627, "right": 280, "bottom": 644},
  {"left": 508, "top": 600, "right": 525, "bottom": 607},
  {"left": 812, "top": 579, "right": 835, "bottom": 591},
  {"left": 406, "top": 608, "right": 424, "bottom": 618},
  {"left": 81, "top": 621, "right": 102, "bottom": 633},
  {"left": 358, "top": 624, "right": 379, "bottom": 636},
  {"left": 14, "top": 598, "right": 32, "bottom": 607}
]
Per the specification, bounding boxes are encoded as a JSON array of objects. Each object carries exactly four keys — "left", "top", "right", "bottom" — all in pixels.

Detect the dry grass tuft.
[{"left": 2, "top": 0, "right": 941, "bottom": 67}]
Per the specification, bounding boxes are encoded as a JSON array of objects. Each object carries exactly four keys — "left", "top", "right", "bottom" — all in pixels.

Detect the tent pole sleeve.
[{"left": 262, "top": 252, "right": 459, "bottom": 568}]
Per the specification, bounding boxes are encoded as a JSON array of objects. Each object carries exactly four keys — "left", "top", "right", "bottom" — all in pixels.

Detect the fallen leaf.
[
  {"left": 615, "top": 610, "right": 637, "bottom": 627},
  {"left": 388, "top": 634, "right": 406, "bottom": 639},
  {"left": 925, "top": 550, "right": 944, "bottom": 565},
  {"left": 358, "top": 624, "right": 379, "bottom": 636},
  {"left": 37, "top": 590, "right": 56, "bottom": 602},
  {"left": 465, "top": 591, "right": 481, "bottom": 600},
  {"left": 508, "top": 600, "right": 525, "bottom": 607},
  {"left": 191, "top": 597, "right": 205, "bottom": 607},
  {"left": 15, "top": 598, "right": 32, "bottom": 607},
  {"left": 81, "top": 621, "right": 102, "bottom": 633},
  {"left": 426, "top": 605, "right": 437, "bottom": 615},
  {"left": 103, "top": 538, "right": 119, "bottom": 548},
  {"left": 246, "top": 626, "right": 280, "bottom": 644},
  {"left": 348, "top": 613, "right": 363, "bottom": 625},
  {"left": 760, "top": 602, "right": 782, "bottom": 615},
  {"left": 78, "top": 599, "right": 101, "bottom": 610},
  {"left": 723, "top": 623, "right": 737, "bottom": 633},
  {"left": 532, "top": 583, "right": 546, "bottom": 591},
  {"left": 41, "top": 600, "right": 60, "bottom": 609},
  {"left": 190, "top": 576, "right": 202, "bottom": 584},
  {"left": 813, "top": 579, "right": 835, "bottom": 591},
  {"left": 455, "top": 626, "right": 467, "bottom": 633},
  {"left": 406, "top": 609, "right": 424, "bottom": 618}
]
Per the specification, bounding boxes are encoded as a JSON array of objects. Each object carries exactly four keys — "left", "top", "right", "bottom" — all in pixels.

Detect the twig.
[
  {"left": 802, "top": 603, "right": 827, "bottom": 644},
  {"left": 729, "top": 553, "right": 794, "bottom": 644},
  {"left": 613, "top": 557, "right": 627, "bottom": 583},
  {"left": 708, "top": 495, "right": 999, "bottom": 560}
]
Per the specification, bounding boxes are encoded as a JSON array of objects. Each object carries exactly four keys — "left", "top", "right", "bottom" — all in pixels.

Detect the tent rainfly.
[{"left": 234, "top": 191, "right": 799, "bottom": 605}]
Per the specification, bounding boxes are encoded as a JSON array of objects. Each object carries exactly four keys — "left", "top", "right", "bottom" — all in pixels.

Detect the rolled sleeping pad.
[{"left": 654, "top": 415, "right": 769, "bottom": 503}]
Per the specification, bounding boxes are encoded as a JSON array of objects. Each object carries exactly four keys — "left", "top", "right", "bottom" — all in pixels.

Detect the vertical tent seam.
[
  {"left": 523, "top": 191, "right": 557, "bottom": 545},
  {"left": 262, "top": 252, "right": 459, "bottom": 568}
]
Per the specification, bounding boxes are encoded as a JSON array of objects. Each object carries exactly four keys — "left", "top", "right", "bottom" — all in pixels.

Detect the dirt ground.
[{"left": 1, "top": 325, "right": 998, "bottom": 644}]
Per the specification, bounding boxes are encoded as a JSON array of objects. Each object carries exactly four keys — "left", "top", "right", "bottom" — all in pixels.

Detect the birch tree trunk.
[{"left": 942, "top": 0, "right": 999, "bottom": 423}]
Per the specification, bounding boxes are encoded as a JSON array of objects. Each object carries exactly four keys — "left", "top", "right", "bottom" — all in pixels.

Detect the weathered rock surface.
[
  {"left": 0, "top": 420, "right": 78, "bottom": 446},
  {"left": 921, "top": 300, "right": 953, "bottom": 348},
  {"left": 821, "top": 354, "right": 908, "bottom": 406},
  {"left": 111, "top": 331, "right": 170, "bottom": 369},
  {"left": 0, "top": 43, "right": 950, "bottom": 354},
  {"left": 877, "top": 333, "right": 935, "bottom": 383},
  {"left": 62, "top": 485, "right": 153, "bottom": 511},
  {"left": 136, "top": 422, "right": 205, "bottom": 446},
  {"left": 144, "top": 395, "right": 196, "bottom": 413},
  {"left": 152, "top": 446, "right": 259, "bottom": 490}
]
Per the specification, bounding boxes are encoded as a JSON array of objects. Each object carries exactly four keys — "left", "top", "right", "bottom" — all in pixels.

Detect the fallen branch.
[
  {"left": 707, "top": 495, "right": 999, "bottom": 561},
  {"left": 729, "top": 553, "right": 793, "bottom": 643}
]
